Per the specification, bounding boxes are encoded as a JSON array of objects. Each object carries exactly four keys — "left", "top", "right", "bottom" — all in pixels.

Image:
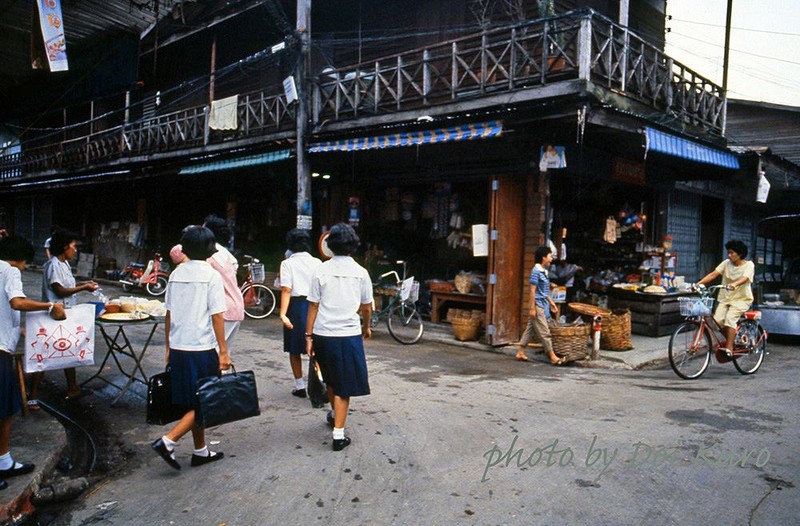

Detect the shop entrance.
[{"left": 700, "top": 197, "right": 724, "bottom": 277}]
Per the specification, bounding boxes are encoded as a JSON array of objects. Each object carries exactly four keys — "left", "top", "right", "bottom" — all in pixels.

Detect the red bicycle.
[
  {"left": 668, "top": 285, "right": 767, "bottom": 379},
  {"left": 119, "top": 252, "right": 170, "bottom": 296}
]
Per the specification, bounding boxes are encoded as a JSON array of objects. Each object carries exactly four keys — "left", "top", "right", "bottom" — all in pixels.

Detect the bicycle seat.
[{"left": 744, "top": 311, "right": 761, "bottom": 321}]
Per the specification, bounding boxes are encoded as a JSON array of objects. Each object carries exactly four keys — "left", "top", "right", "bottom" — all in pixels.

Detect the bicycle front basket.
[
  {"left": 250, "top": 263, "right": 265, "bottom": 283},
  {"left": 399, "top": 277, "right": 419, "bottom": 302},
  {"left": 679, "top": 296, "right": 713, "bottom": 317}
]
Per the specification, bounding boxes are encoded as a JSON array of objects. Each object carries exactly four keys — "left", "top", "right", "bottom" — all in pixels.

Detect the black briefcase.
[
  {"left": 307, "top": 357, "right": 328, "bottom": 409},
  {"left": 194, "top": 367, "right": 261, "bottom": 428},
  {"left": 146, "top": 370, "right": 185, "bottom": 425}
]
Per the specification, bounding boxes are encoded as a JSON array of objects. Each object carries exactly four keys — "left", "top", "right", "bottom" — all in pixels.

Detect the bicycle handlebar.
[{"left": 379, "top": 270, "right": 401, "bottom": 283}]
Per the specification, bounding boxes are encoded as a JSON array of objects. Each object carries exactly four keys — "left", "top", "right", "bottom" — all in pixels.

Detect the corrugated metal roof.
[{"left": 726, "top": 100, "right": 800, "bottom": 168}]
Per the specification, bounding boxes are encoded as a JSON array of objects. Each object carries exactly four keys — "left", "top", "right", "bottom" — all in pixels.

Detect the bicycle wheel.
[
  {"left": 668, "top": 321, "right": 712, "bottom": 379},
  {"left": 242, "top": 284, "right": 276, "bottom": 319},
  {"left": 387, "top": 302, "right": 424, "bottom": 344},
  {"left": 733, "top": 321, "right": 766, "bottom": 375},
  {"left": 146, "top": 275, "right": 168, "bottom": 296}
]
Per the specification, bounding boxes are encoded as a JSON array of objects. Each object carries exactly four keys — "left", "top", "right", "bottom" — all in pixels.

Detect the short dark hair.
[
  {"left": 203, "top": 215, "right": 231, "bottom": 244},
  {"left": 0, "top": 235, "right": 35, "bottom": 262},
  {"left": 286, "top": 228, "right": 312, "bottom": 253},
  {"left": 534, "top": 245, "right": 552, "bottom": 264},
  {"left": 725, "top": 240, "right": 748, "bottom": 259},
  {"left": 326, "top": 223, "right": 359, "bottom": 255},
  {"left": 49, "top": 230, "right": 79, "bottom": 257},
  {"left": 180, "top": 226, "right": 218, "bottom": 260}
]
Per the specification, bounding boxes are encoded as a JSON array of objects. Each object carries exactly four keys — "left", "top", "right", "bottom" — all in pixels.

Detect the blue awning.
[
  {"left": 309, "top": 121, "right": 503, "bottom": 153},
  {"left": 644, "top": 127, "right": 739, "bottom": 169},
  {"left": 179, "top": 149, "right": 292, "bottom": 174}
]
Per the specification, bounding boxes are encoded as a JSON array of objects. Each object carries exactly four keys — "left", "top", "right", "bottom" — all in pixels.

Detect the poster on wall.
[
  {"left": 539, "top": 145, "right": 567, "bottom": 171},
  {"left": 348, "top": 197, "right": 361, "bottom": 225},
  {"left": 36, "top": 0, "right": 69, "bottom": 72}
]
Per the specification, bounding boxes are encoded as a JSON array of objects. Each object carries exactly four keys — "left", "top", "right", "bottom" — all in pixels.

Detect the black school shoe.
[
  {"left": 0, "top": 463, "right": 35, "bottom": 477},
  {"left": 332, "top": 437, "right": 351, "bottom": 451},
  {"left": 0, "top": 479, "right": 7, "bottom": 490},
  {"left": 191, "top": 451, "right": 224, "bottom": 467},
  {"left": 326, "top": 410, "right": 335, "bottom": 427},
  {"left": 151, "top": 439, "right": 181, "bottom": 470},
  {"left": 292, "top": 388, "right": 307, "bottom": 398}
]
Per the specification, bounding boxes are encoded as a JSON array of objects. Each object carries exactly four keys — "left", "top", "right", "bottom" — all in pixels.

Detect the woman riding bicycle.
[{"left": 694, "top": 240, "right": 754, "bottom": 357}]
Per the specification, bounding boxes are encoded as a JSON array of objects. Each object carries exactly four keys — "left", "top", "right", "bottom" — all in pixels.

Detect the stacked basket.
[
  {"left": 567, "top": 303, "right": 633, "bottom": 351},
  {"left": 451, "top": 316, "right": 482, "bottom": 341}
]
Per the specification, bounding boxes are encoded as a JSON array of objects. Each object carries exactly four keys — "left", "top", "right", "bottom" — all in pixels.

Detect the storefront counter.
[
  {"left": 608, "top": 289, "right": 693, "bottom": 337},
  {"left": 430, "top": 291, "right": 486, "bottom": 323}
]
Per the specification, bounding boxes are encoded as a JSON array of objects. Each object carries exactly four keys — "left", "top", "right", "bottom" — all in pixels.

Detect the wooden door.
[{"left": 486, "top": 175, "right": 526, "bottom": 345}]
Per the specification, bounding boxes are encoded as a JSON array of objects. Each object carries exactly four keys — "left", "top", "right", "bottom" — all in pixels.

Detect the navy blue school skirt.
[
  {"left": 0, "top": 352, "right": 22, "bottom": 419},
  {"left": 169, "top": 349, "right": 220, "bottom": 409},
  {"left": 283, "top": 296, "right": 310, "bottom": 355},
  {"left": 313, "top": 334, "right": 370, "bottom": 398}
]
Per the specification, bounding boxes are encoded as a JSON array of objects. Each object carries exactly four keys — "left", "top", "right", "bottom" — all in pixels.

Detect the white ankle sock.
[
  {"left": 193, "top": 446, "right": 209, "bottom": 457},
  {"left": 161, "top": 436, "right": 177, "bottom": 451},
  {"left": 295, "top": 378, "right": 305, "bottom": 390},
  {"left": 332, "top": 427, "right": 345, "bottom": 440},
  {"left": 0, "top": 452, "right": 13, "bottom": 470}
]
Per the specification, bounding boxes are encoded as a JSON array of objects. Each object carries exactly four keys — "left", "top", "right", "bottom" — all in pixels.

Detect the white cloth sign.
[
  {"left": 209, "top": 95, "right": 239, "bottom": 130},
  {"left": 24, "top": 304, "right": 95, "bottom": 372},
  {"left": 472, "top": 224, "right": 489, "bottom": 257}
]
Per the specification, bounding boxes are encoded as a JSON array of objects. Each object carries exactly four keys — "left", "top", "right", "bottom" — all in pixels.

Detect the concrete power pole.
[{"left": 295, "top": 0, "right": 312, "bottom": 230}]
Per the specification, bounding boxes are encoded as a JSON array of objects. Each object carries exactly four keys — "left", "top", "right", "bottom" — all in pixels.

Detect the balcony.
[{"left": 0, "top": 9, "right": 725, "bottom": 181}]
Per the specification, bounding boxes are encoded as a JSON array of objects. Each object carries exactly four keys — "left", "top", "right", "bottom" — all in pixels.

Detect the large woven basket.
[
  {"left": 550, "top": 323, "right": 591, "bottom": 362},
  {"left": 451, "top": 317, "right": 481, "bottom": 341},
  {"left": 600, "top": 309, "right": 633, "bottom": 351}
]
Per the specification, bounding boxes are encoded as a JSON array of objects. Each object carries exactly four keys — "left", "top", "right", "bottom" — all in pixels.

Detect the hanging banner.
[
  {"left": 36, "top": 0, "right": 69, "bottom": 72},
  {"left": 756, "top": 172, "right": 770, "bottom": 203}
]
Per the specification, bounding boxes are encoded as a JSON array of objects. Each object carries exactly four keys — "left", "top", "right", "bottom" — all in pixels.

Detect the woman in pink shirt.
[{"left": 203, "top": 216, "right": 245, "bottom": 347}]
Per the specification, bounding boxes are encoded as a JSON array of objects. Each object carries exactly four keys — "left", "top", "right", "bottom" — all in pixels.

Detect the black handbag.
[
  {"left": 307, "top": 357, "right": 328, "bottom": 409},
  {"left": 194, "top": 367, "right": 261, "bottom": 428},
  {"left": 146, "top": 370, "right": 185, "bottom": 425}
]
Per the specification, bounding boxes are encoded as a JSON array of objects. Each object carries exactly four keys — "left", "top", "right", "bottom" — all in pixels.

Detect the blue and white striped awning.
[
  {"left": 179, "top": 149, "right": 292, "bottom": 175},
  {"left": 644, "top": 127, "right": 739, "bottom": 169},
  {"left": 309, "top": 121, "right": 503, "bottom": 153}
]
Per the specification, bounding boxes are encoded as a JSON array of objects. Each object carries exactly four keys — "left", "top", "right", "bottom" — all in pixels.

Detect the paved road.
[{"left": 19, "top": 272, "right": 800, "bottom": 525}]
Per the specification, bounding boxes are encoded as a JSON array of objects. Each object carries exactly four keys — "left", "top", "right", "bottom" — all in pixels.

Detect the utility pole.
[
  {"left": 295, "top": 0, "right": 312, "bottom": 230},
  {"left": 721, "top": 0, "right": 733, "bottom": 134}
]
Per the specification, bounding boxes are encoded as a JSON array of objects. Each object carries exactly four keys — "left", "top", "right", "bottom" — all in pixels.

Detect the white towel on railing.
[{"left": 209, "top": 95, "right": 239, "bottom": 130}]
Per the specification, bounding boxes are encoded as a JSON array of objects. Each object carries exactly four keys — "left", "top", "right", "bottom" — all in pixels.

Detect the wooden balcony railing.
[{"left": 0, "top": 9, "right": 725, "bottom": 181}]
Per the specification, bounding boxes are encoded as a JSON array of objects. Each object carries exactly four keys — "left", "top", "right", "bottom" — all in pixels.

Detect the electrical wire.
[
  {"left": 670, "top": 31, "right": 800, "bottom": 66},
  {"left": 669, "top": 17, "right": 800, "bottom": 37}
]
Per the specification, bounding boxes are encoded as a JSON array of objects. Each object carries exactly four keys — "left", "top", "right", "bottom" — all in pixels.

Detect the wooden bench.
[{"left": 430, "top": 291, "right": 486, "bottom": 323}]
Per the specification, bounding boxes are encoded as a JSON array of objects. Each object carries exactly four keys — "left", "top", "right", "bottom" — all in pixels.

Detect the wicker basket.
[
  {"left": 451, "top": 317, "right": 482, "bottom": 341},
  {"left": 550, "top": 323, "right": 591, "bottom": 362},
  {"left": 600, "top": 309, "right": 633, "bottom": 351},
  {"left": 568, "top": 302, "right": 611, "bottom": 318},
  {"left": 454, "top": 273, "right": 473, "bottom": 294},
  {"left": 428, "top": 280, "right": 454, "bottom": 293}
]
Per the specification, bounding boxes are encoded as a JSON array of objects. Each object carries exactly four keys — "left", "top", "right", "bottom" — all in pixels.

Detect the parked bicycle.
[
  {"left": 119, "top": 252, "right": 170, "bottom": 296},
  {"left": 240, "top": 254, "right": 277, "bottom": 319},
  {"left": 370, "top": 261, "right": 424, "bottom": 344},
  {"left": 668, "top": 285, "right": 767, "bottom": 379}
]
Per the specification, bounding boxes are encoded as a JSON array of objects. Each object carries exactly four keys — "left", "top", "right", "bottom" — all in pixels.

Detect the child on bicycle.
[{"left": 694, "top": 240, "right": 754, "bottom": 356}]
